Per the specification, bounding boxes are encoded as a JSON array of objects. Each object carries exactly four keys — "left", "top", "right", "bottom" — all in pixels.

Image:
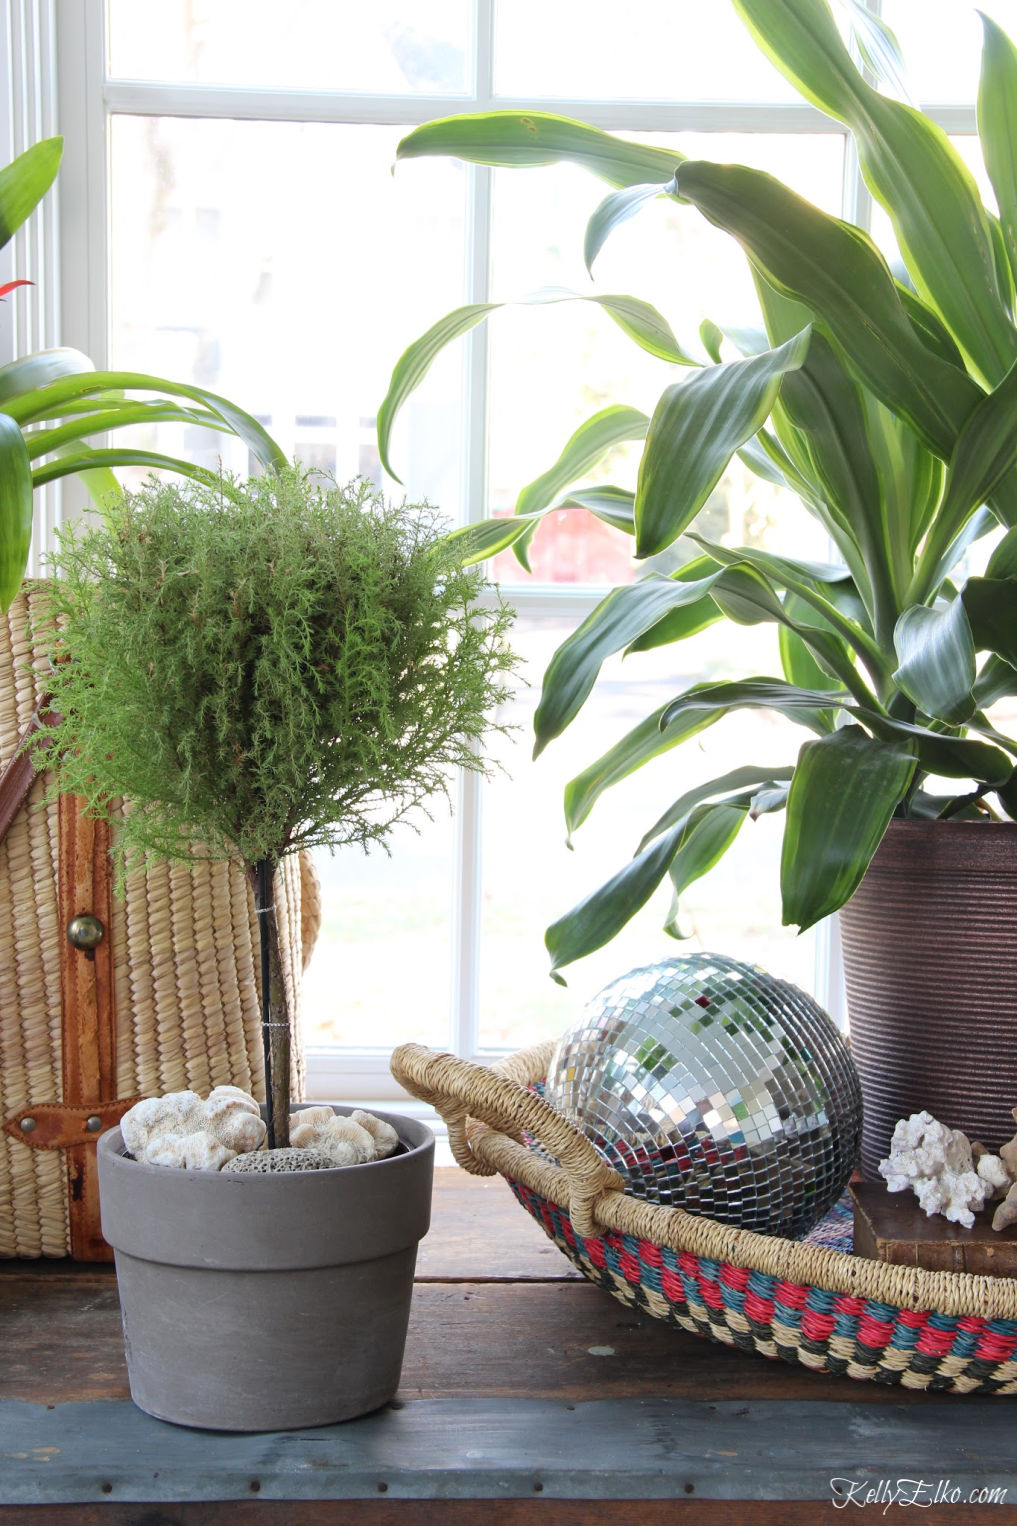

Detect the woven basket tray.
[{"left": 392, "top": 1040, "right": 1017, "bottom": 1395}]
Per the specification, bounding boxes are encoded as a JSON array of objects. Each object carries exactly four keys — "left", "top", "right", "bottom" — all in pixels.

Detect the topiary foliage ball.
[{"left": 33, "top": 466, "right": 517, "bottom": 873}]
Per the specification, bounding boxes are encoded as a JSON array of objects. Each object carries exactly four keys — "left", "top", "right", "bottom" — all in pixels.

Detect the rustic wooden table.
[{"left": 2, "top": 1168, "right": 1017, "bottom": 1525}]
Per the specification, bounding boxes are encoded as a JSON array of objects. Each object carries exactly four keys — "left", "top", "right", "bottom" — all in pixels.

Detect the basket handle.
[{"left": 390, "top": 1043, "right": 624, "bottom": 1239}]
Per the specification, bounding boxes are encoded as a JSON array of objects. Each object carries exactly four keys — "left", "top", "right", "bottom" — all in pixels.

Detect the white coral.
[
  {"left": 289, "top": 1107, "right": 399, "bottom": 1167},
  {"left": 878, "top": 1111, "right": 1009, "bottom": 1229},
  {"left": 144, "top": 1130, "right": 235, "bottom": 1171},
  {"left": 121, "top": 1086, "right": 266, "bottom": 1169}
]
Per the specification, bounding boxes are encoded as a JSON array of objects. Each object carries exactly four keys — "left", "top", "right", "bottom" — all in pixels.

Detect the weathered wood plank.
[
  {"left": 0, "top": 1269, "right": 977, "bottom": 1410},
  {"left": 0, "top": 1396, "right": 1014, "bottom": 1506},
  {"left": 2, "top": 1502, "right": 1011, "bottom": 1526},
  {"left": 415, "top": 1169, "right": 580, "bottom": 1282},
  {"left": 0, "top": 1271, "right": 967, "bottom": 1408}
]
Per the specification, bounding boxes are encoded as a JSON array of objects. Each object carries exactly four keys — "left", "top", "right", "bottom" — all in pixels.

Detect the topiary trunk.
[{"left": 252, "top": 858, "right": 291, "bottom": 1149}]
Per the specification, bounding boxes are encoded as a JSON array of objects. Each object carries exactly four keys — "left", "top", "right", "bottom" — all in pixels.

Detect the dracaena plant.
[
  {"left": 380, "top": 0, "right": 1017, "bottom": 981},
  {"left": 0, "top": 137, "right": 284, "bottom": 610}
]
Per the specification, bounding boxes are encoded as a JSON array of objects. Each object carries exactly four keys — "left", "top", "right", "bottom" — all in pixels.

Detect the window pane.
[
  {"left": 109, "top": 117, "right": 466, "bottom": 512},
  {"left": 881, "top": 2, "right": 1017, "bottom": 104},
  {"left": 303, "top": 818, "right": 455, "bottom": 1050},
  {"left": 487, "top": 133, "right": 844, "bottom": 585},
  {"left": 109, "top": 116, "right": 468, "bottom": 1055},
  {"left": 477, "top": 612, "right": 816, "bottom": 1051},
  {"left": 493, "top": 0, "right": 800, "bottom": 101},
  {"left": 107, "top": 0, "right": 472, "bottom": 94}
]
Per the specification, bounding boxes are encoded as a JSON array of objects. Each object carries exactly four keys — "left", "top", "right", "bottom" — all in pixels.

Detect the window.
[{"left": 12, "top": 0, "right": 983, "bottom": 1098}]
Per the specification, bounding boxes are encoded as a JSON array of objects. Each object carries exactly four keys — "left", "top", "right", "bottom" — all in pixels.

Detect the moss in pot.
[{"left": 29, "top": 465, "right": 517, "bottom": 1429}]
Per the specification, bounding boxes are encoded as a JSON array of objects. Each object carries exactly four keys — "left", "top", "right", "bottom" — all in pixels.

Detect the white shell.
[
  {"left": 878, "top": 1111, "right": 1011, "bottom": 1229},
  {"left": 288, "top": 1107, "right": 399, "bottom": 1167},
  {"left": 120, "top": 1085, "right": 266, "bottom": 1170}
]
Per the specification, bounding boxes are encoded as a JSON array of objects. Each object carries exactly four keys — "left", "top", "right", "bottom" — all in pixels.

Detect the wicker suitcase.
[{"left": 0, "top": 587, "right": 319, "bottom": 1258}]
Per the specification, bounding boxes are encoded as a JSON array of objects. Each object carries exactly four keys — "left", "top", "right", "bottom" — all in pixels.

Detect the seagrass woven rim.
[{"left": 392, "top": 1039, "right": 1017, "bottom": 1323}]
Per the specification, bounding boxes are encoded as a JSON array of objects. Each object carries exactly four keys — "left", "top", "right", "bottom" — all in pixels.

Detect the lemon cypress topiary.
[{"left": 33, "top": 465, "right": 517, "bottom": 1145}]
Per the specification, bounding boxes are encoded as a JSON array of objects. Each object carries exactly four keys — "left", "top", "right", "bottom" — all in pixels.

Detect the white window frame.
[{"left": 7, "top": 0, "right": 980, "bottom": 1099}]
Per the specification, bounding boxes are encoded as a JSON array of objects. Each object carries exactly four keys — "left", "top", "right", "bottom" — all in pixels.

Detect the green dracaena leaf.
[
  {"left": 516, "top": 406, "right": 648, "bottom": 518},
  {"left": 545, "top": 819, "right": 686, "bottom": 980},
  {"left": 533, "top": 571, "right": 729, "bottom": 755},
  {"left": 397, "top": 111, "right": 683, "bottom": 188},
  {"left": 780, "top": 723, "right": 916, "bottom": 929},
  {"left": 564, "top": 703, "right": 725, "bottom": 840},
  {"left": 639, "top": 765, "right": 794, "bottom": 851},
  {"left": 584, "top": 176, "right": 677, "bottom": 273},
  {"left": 962, "top": 577, "right": 1017, "bottom": 668},
  {"left": 892, "top": 598, "right": 977, "bottom": 725},
  {"left": 673, "top": 158, "right": 981, "bottom": 463},
  {"left": 979, "top": 15, "right": 1017, "bottom": 285},
  {"left": 634, "top": 328, "right": 811, "bottom": 558},
  {"left": 378, "top": 291, "right": 692, "bottom": 482},
  {"left": 732, "top": 0, "right": 1017, "bottom": 386}
]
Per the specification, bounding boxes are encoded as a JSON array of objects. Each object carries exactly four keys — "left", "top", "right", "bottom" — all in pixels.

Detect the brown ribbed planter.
[{"left": 839, "top": 819, "right": 1017, "bottom": 1179}]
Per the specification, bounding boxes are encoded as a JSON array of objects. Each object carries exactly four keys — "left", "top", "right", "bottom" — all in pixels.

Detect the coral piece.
[
  {"left": 877, "top": 1111, "right": 1008, "bottom": 1229},
  {"left": 351, "top": 1109, "right": 400, "bottom": 1160},
  {"left": 977, "top": 1152, "right": 1011, "bottom": 1195},
  {"left": 289, "top": 1107, "right": 400, "bottom": 1167},
  {"left": 998, "top": 1108, "right": 1017, "bottom": 1181},
  {"left": 993, "top": 1183, "right": 1017, "bottom": 1232},
  {"left": 224, "top": 1148, "right": 335, "bottom": 1173},
  {"left": 121, "top": 1085, "right": 266, "bottom": 1169},
  {"left": 145, "top": 1131, "right": 235, "bottom": 1172}
]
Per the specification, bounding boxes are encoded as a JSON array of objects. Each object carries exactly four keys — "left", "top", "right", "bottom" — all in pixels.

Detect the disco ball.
[{"left": 545, "top": 953, "right": 862, "bottom": 1238}]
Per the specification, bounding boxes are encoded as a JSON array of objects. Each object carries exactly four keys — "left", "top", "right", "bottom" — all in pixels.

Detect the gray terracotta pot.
[
  {"left": 839, "top": 819, "right": 1017, "bottom": 1180},
  {"left": 97, "top": 1105, "right": 434, "bottom": 1431}
]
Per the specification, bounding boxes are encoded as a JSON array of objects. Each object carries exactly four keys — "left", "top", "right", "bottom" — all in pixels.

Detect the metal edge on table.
[{"left": 0, "top": 1396, "right": 1014, "bottom": 1504}]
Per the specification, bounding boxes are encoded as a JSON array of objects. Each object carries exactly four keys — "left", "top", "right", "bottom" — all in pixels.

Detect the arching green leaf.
[
  {"left": 634, "top": 328, "right": 811, "bottom": 558},
  {"left": 732, "top": 0, "right": 1017, "bottom": 385},
  {"left": 533, "top": 571, "right": 727, "bottom": 755},
  {"left": 962, "top": 577, "right": 1017, "bottom": 668},
  {"left": 379, "top": 291, "right": 693, "bottom": 482},
  {"left": 31, "top": 449, "right": 222, "bottom": 489},
  {"left": 584, "top": 177, "right": 677, "bottom": 274},
  {"left": 517, "top": 406, "right": 648, "bottom": 518},
  {"left": 918, "top": 354, "right": 1017, "bottom": 581},
  {"left": 660, "top": 676, "right": 842, "bottom": 735},
  {"left": 0, "top": 413, "right": 33, "bottom": 609},
  {"left": 893, "top": 599, "right": 977, "bottom": 724},
  {"left": 2, "top": 370, "right": 283, "bottom": 472},
  {"left": 780, "top": 724, "right": 916, "bottom": 930},
  {"left": 0, "top": 347, "right": 93, "bottom": 405},
  {"left": 673, "top": 159, "right": 980, "bottom": 462},
  {"left": 397, "top": 112, "right": 683, "bottom": 188},
  {"left": 545, "top": 819, "right": 686, "bottom": 980},
  {"left": 564, "top": 703, "right": 724, "bottom": 840},
  {"left": 662, "top": 803, "right": 750, "bottom": 937},
  {"left": 0, "top": 138, "right": 61, "bottom": 252},
  {"left": 639, "top": 765, "right": 794, "bottom": 851},
  {"left": 979, "top": 15, "right": 1017, "bottom": 285}
]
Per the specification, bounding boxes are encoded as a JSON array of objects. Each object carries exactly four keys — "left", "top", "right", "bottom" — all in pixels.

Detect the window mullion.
[
  {"left": 450, "top": 0, "right": 494, "bottom": 1062},
  {"left": 5, "top": 0, "right": 61, "bottom": 568},
  {"left": 54, "top": 0, "right": 109, "bottom": 538}
]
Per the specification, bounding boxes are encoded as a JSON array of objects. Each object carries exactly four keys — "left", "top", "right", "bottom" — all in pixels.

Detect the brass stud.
[{"left": 67, "top": 914, "right": 105, "bottom": 951}]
